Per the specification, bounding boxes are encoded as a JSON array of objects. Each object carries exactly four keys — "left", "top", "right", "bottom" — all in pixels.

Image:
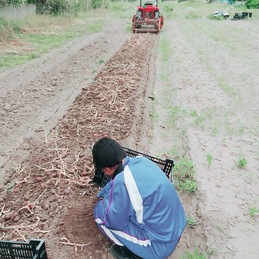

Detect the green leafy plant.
[
  {"left": 238, "top": 124, "right": 245, "bottom": 135},
  {"left": 206, "top": 153, "right": 212, "bottom": 167},
  {"left": 237, "top": 156, "right": 247, "bottom": 168},
  {"left": 159, "top": 35, "right": 171, "bottom": 63},
  {"left": 174, "top": 158, "right": 195, "bottom": 179},
  {"left": 174, "top": 158, "right": 197, "bottom": 193},
  {"left": 194, "top": 113, "right": 206, "bottom": 127},
  {"left": 211, "top": 127, "right": 219, "bottom": 137},
  {"left": 187, "top": 216, "right": 196, "bottom": 228},
  {"left": 166, "top": 105, "right": 181, "bottom": 126},
  {"left": 7, "top": 182, "right": 15, "bottom": 192},
  {"left": 178, "top": 179, "right": 197, "bottom": 192},
  {"left": 207, "top": 248, "right": 216, "bottom": 256},
  {"left": 182, "top": 247, "right": 207, "bottom": 259},
  {"left": 190, "top": 110, "right": 198, "bottom": 117},
  {"left": 249, "top": 207, "right": 259, "bottom": 217},
  {"left": 191, "top": 110, "right": 207, "bottom": 128},
  {"left": 149, "top": 105, "right": 159, "bottom": 122},
  {"left": 185, "top": 12, "right": 201, "bottom": 19}
]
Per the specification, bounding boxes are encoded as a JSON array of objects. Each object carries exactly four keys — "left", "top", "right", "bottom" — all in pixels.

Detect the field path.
[{"left": 152, "top": 19, "right": 259, "bottom": 258}]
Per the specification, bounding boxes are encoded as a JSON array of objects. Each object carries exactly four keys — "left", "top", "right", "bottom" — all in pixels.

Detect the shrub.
[
  {"left": 36, "top": 0, "right": 94, "bottom": 15},
  {"left": 91, "top": 0, "right": 102, "bottom": 9},
  {"left": 245, "top": 0, "right": 259, "bottom": 8}
]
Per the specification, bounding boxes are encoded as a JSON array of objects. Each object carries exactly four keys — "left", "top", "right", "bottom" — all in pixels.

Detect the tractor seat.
[{"left": 143, "top": 1, "right": 153, "bottom": 7}]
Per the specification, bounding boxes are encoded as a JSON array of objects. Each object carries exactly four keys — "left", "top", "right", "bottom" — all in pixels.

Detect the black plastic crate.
[
  {"left": 93, "top": 147, "right": 174, "bottom": 187},
  {"left": 0, "top": 239, "right": 47, "bottom": 259}
]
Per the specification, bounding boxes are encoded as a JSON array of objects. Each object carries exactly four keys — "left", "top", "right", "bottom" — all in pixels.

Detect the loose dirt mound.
[{"left": 0, "top": 34, "right": 157, "bottom": 259}]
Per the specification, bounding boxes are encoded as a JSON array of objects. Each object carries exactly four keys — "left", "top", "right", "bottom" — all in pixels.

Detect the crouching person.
[{"left": 92, "top": 137, "right": 186, "bottom": 259}]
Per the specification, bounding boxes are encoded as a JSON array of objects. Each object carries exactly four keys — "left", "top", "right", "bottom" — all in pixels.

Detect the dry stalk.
[
  {"left": 39, "top": 156, "right": 60, "bottom": 166},
  {"left": 0, "top": 216, "right": 52, "bottom": 239},
  {"left": 76, "top": 125, "right": 80, "bottom": 137},
  {"left": 11, "top": 164, "right": 26, "bottom": 179},
  {"left": 70, "top": 177, "right": 91, "bottom": 187},
  {"left": 252, "top": 188, "right": 259, "bottom": 196},
  {"left": 0, "top": 233, "right": 5, "bottom": 240},
  {"left": 13, "top": 173, "right": 31, "bottom": 192},
  {"left": 0, "top": 205, "right": 6, "bottom": 217},
  {"left": 17, "top": 205, "right": 33, "bottom": 214},
  {"left": 82, "top": 182, "right": 95, "bottom": 196},
  {"left": 52, "top": 189, "right": 63, "bottom": 199},
  {"left": 14, "top": 228, "right": 27, "bottom": 241},
  {"left": 109, "top": 86, "right": 122, "bottom": 105},
  {"left": 17, "top": 189, "right": 47, "bottom": 214},
  {"left": 33, "top": 164, "right": 56, "bottom": 172},
  {"left": 5, "top": 141, "right": 21, "bottom": 157},
  {"left": 43, "top": 124, "right": 49, "bottom": 144},
  {"left": 0, "top": 25, "right": 23, "bottom": 42},
  {"left": 72, "top": 149, "right": 82, "bottom": 167},
  {"left": 33, "top": 189, "right": 47, "bottom": 205},
  {"left": 53, "top": 140, "right": 69, "bottom": 186},
  {"left": 59, "top": 236, "right": 92, "bottom": 255}
]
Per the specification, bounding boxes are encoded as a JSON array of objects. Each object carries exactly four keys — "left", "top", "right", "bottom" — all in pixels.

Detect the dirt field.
[{"left": 0, "top": 3, "right": 259, "bottom": 259}]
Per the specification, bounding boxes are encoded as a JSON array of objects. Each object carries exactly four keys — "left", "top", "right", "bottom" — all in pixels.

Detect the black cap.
[{"left": 92, "top": 137, "right": 126, "bottom": 169}]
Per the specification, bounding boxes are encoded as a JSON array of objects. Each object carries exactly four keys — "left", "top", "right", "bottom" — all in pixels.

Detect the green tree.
[
  {"left": 36, "top": 0, "right": 98, "bottom": 15},
  {"left": 245, "top": 0, "right": 259, "bottom": 8},
  {"left": 0, "top": 0, "right": 37, "bottom": 7}
]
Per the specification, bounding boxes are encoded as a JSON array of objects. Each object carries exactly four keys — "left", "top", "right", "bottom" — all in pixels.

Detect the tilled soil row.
[
  {"left": 0, "top": 33, "right": 157, "bottom": 259},
  {"left": 0, "top": 24, "right": 127, "bottom": 169}
]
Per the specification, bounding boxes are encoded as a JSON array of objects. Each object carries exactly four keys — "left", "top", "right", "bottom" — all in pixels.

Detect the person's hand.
[
  {"left": 97, "top": 188, "right": 105, "bottom": 198},
  {"left": 96, "top": 180, "right": 112, "bottom": 199}
]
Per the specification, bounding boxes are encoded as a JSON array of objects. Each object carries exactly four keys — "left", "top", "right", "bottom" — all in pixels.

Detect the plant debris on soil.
[{"left": 0, "top": 33, "right": 157, "bottom": 259}]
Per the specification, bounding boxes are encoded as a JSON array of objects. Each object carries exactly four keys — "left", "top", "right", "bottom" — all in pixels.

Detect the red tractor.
[{"left": 132, "top": 0, "right": 164, "bottom": 33}]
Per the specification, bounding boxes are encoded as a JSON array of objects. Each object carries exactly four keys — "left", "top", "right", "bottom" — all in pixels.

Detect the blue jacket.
[{"left": 94, "top": 156, "right": 186, "bottom": 256}]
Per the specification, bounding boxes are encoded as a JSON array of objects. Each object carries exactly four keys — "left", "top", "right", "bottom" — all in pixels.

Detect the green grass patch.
[
  {"left": 236, "top": 155, "right": 247, "bottom": 168},
  {"left": 0, "top": 0, "right": 137, "bottom": 70},
  {"left": 182, "top": 247, "right": 207, "bottom": 259},
  {"left": 187, "top": 215, "right": 197, "bottom": 228},
  {"left": 165, "top": 105, "right": 181, "bottom": 126},
  {"left": 206, "top": 153, "right": 213, "bottom": 167},
  {"left": 149, "top": 104, "right": 159, "bottom": 122},
  {"left": 190, "top": 109, "right": 214, "bottom": 129},
  {"left": 185, "top": 11, "right": 201, "bottom": 19},
  {"left": 159, "top": 34, "right": 171, "bottom": 63},
  {"left": 0, "top": 14, "right": 105, "bottom": 69},
  {"left": 174, "top": 157, "right": 197, "bottom": 193},
  {"left": 249, "top": 206, "right": 259, "bottom": 217}
]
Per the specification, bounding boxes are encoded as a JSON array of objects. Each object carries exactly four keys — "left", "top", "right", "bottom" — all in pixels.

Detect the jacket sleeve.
[
  {"left": 94, "top": 177, "right": 132, "bottom": 230},
  {"left": 96, "top": 180, "right": 112, "bottom": 198}
]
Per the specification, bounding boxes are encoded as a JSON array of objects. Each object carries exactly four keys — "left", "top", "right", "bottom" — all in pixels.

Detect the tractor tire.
[
  {"left": 132, "top": 15, "right": 136, "bottom": 33},
  {"left": 160, "top": 16, "right": 164, "bottom": 30}
]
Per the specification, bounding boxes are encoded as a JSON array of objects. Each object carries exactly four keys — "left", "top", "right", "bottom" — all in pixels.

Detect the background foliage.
[
  {"left": 0, "top": 0, "right": 258, "bottom": 16},
  {"left": 245, "top": 0, "right": 259, "bottom": 8},
  {"left": 0, "top": 0, "right": 35, "bottom": 7},
  {"left": 0, "top": 0, "right": 105, "bottom": 13}
]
